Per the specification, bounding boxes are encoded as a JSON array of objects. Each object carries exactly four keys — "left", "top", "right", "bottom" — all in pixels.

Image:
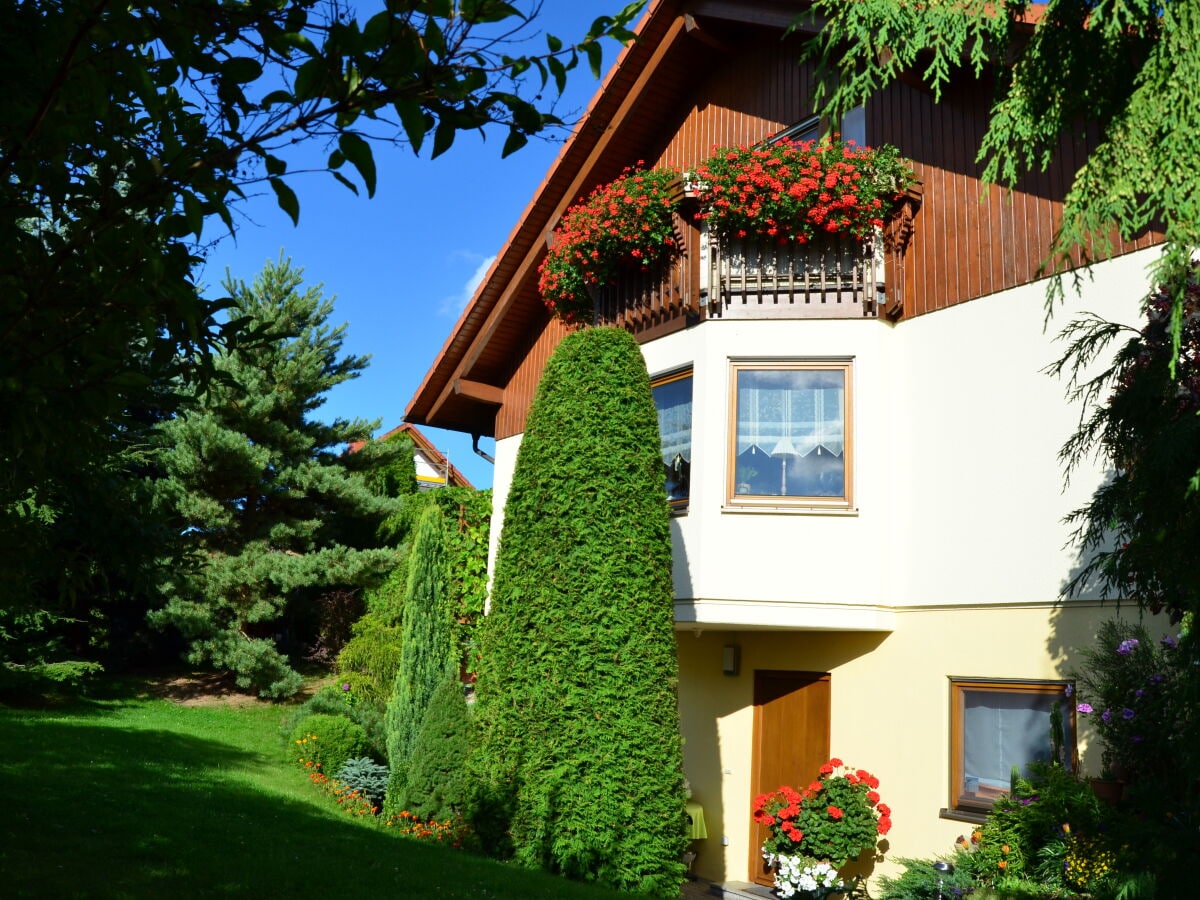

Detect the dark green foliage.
[
  {"left": 338, "top": 612, "right": 406, "bottom": 706},
  {"left": 877, "top": 855, "right": 977, "bottom": 900},
  {"left": 384, "top": 504, "right": 455, "bottom": 808},
  {"left": 337, "top": 756, "right": 390, "bottom": 810},
  {"left": 430, "top": 487, "right": 493, "bottom": 671},
  {"left": 472, "top": 327, "right": 687, "bottom": 897},
  {"left": 968, "top": 762, "right": 1104, "bottom": 889},
  {"left": 397, "top": 677, "right": 471, "bottom": 821},
  {"left": 148, "top": 258, "right": 404, "bottom": 698},
  {"left": 289, "top": 713, "right": 368, "bottom": 775},
  {"left": 367, "top": 432, "right": 418, "bottom": 500},
  {"left": 803, "top": 0, "right": 1200, "bottom": 351},
  {"left": 0, "top": 0, "right": 642, "bottom": 693}
]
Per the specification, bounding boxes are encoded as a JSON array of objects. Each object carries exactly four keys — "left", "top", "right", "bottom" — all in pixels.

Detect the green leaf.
[
  {"left": 260, "top": 89, "right": 293, "bottom": 109},
  {"left": 221, "top": 56, "right": 263, "bottom": 84},
  {"left": 501, "top": 128, "right": 527, "bottom": 158},
  {"left": 460, "top": 0, "right": 523, "bottom": 25},
  {"left": 181, "top": 191, "right": 204, "bottom": 238},
  {"left": 393, "top": 98, "right": 428, "bottom": 155},
  {"left": 269, "top": 178, "right": 300, "bottom": 225},
  {"left": 431, "top": 122, "right": 455, "bottom": 159},
  {"left": 329, "top": 170, "right": 359, "bottom": 195},
  {"left": 547, "top": 56, "right": 568, "bottom": 95},
  {"left": 583, "top": 41, "right": 603, "bottom": 79},
  {"left": 264, "top": 154, "right": 286, "bottom": 177},
  {"left": 337, "top": 132, "right": 377, "bottom": 197},
  {"left": 293, "top": 58, "right": 324, "bottom": 100},
  {"left": 546, "top": 33, "right": 563, "bottom": 53}
]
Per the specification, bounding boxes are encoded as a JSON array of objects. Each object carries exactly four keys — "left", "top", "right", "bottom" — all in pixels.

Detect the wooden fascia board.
[
  {"left": 423, "top": 11, "right": 691, "bottom": 426},
  {"left": 689, "top": 0, "right": 823, "bottom": 32}
]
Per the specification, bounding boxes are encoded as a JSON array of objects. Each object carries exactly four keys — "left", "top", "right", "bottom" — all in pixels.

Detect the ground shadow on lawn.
[{"left": 0, "top": 712, "right": 627, "bottom": 899}]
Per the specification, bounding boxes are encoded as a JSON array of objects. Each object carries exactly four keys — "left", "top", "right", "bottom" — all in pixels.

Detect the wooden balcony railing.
[
  {"left": 706, "top": 233, "right": 882, "bottom": 319},
  {"left": 586, "top": 183, "right": 920, "bottom": 331},
  {"left": 588, "top": 249, "right": 696, "bottom": 333}
]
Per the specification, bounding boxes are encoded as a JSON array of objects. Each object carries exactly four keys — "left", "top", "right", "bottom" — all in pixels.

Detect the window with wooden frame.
[
  {"left": 652, "top": 368, "right": 692, "bottom": 509},
  {"left": 727, "top": 360, "right": 852, "bottom": 509},
  {"left": 949, "top": 678, "right": 1075, "bottom": 815}
]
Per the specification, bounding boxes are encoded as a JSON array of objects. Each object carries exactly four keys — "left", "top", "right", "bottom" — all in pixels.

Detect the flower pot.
[{"left": 1088, "top": 777, "right": 1124, "bottom": 805}]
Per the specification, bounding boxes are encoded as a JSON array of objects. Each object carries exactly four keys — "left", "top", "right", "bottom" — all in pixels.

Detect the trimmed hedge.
[{"left": 471, "top": 327, "right": 688, "bottom": 897}]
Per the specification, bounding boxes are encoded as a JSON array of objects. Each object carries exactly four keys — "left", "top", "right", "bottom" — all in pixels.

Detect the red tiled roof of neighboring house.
[{"left": 347, "top": 422, "right": 474, "bottom": 489}]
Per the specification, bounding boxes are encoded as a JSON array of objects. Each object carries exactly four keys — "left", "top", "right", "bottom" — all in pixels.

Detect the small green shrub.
[
  {"left": 336, "top": 611, "right": 403, "bottom": 707},
  {"left": 391, "top": 677, "right": 470, "bottom": 820},
  {"left": 877, "top": 855, "right": 976, "bottom": 900},
  {"left": 288, "top": 713, "right": 367, "bottom": 775},
  {"left": 337, "top": 756, "right": 390, "bottom": 810},
  {"left": 281, "top": 682, "right": 386, "bottom": 760}
]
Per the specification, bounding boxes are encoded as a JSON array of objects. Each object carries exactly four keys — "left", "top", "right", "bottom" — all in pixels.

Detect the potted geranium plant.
[
  {"left": 690, "top": 137, "right": 913, "bottom": 245},
  {"left": 754, "top": 758, "right": 891, "bottom": 898},
  {"left": 537, "top": 163, "right": 682, "bottom": 322}
]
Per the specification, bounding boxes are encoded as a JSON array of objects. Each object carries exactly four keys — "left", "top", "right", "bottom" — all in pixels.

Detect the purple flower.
[
  {"left": 1122, "top": 708, "right": 1135, "bottom": 720},
  {"left": 1077, "top": 703, "right": 1093, "bottom": 714},
  {"left": 1102, "top": 709, "right": 1113, "bottom": 723},
  {"left": 1117, "top": 639, "right": 1139, "bottom": 655},
  {"left": 341, "top": 683, "right": 351, "bottom": 692},
  {"left": 1132, "top": 735, "right": 1144, "bottom": 743},
  {"left": 1064, "top": 684, "right": 1074, "bottom": 698},
  {"left": 1151, "top": 673, "right": 1166, "bottom": 684},
  {"left": 1135, "top": 689, "right": 1144, "bottom": 699},
  {"left": 1162, "top": 635, "right": 1178, "bottom": 650}
]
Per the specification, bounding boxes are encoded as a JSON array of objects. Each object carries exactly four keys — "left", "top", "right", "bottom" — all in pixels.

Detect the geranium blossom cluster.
[
  {"left": 766, "top": 855, "right": 843, "bottom": 899},
  {"left": 753, "top": 757, "right": 890, "bottom": 869},
  {"left": 538, "top": 164, "right": 681, "bottom": 322},
  {"left": 690, "top": 138, "right": 912, "bottom": 245}
]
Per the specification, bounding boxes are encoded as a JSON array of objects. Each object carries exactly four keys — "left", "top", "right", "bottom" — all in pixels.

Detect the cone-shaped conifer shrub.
[
  {"left": 384, "top": 503, "right": 454, "bottom": 812},
  {"left": 471, "top": 326, "right": 687, "bottom": 897},
  {"left": 398, "top": 676, "right": 471, "bottom": 821}
]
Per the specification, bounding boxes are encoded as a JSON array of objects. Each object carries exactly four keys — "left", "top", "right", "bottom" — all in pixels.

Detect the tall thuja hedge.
[
  {"left": 472, "top": 327, "right": 687, "bottom": 897},
  {"left": 384, "top": 503, "right": 455, "bottom": 811}
]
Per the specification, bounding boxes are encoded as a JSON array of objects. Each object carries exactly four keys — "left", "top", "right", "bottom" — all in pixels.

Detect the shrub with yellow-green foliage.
[{"left": 470, "top": 327, "right": 687, "bottom": 898}]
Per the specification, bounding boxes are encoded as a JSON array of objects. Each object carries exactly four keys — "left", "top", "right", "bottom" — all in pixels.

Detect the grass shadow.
[{"left": 0, "top": 698, "right": 630, "bottom": 899}]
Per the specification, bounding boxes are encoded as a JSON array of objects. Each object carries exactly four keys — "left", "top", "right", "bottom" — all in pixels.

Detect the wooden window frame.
[
  {"left": 949, "top": 677, "right": 1076, "bottom": 816},
  {"left": 652, "top": 367, "right": 693, "bottom": 512},
  {"left": 726, "top": 359, "right": 854, "bottom": 510}
]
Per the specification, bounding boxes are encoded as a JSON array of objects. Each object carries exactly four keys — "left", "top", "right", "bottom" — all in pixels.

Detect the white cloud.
[{"left": 440, "top": 253, "right": 495, "bottom": 315}]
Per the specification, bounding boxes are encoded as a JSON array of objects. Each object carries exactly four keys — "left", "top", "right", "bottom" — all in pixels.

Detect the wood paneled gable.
[{"left": 405, "top": 0, "right": 1164, "bottom": 442}]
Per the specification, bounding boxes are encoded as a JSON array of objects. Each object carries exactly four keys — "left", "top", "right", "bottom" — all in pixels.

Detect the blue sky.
[{"left": 200, "top": 2, "right": 635, "bottom": 490}]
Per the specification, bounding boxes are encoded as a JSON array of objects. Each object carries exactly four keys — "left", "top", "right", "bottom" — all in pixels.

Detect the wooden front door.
[{"left": 749, "top": 670, "right": 831, "bottom": 886}]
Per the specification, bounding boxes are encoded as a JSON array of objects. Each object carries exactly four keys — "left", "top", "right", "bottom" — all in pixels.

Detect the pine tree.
[
  {"left": 384, "top": 503, "right": 455, "bottom": 811},
  {"left": 148, "top": 257, "right": 402, "bottom": 698},
  {"left": 471, "top": 327, "right": 687, "bottom": 898}
]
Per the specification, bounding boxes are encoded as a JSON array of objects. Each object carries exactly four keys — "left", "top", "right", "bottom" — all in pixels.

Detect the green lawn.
[{"left": 0, "top": 680, "right": 635, "bottom": 899}]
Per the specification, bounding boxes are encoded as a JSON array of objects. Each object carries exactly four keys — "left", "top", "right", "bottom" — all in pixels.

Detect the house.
[
  {"left": 348, "top": 423, "right": 473, "bottom": 491},
  {"left": 404, "top": 0, "right": 1162, "bottom": 887}
]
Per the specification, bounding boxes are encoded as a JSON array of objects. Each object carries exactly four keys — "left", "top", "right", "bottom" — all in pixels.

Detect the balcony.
[
  {"left": 586, "top": 184, "right": 919, "bottom": 331},
  {"left": 706, "top": 233, "right": 882, "bottom": 319}
]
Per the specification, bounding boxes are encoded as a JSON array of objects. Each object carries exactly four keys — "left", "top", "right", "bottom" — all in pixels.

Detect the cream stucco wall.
[
  {"left": 677, "top": 602, "right": 1121, "bottom": 885},
  {"left": 482, "top": 249, "right": 1161, "bottom": 885}
]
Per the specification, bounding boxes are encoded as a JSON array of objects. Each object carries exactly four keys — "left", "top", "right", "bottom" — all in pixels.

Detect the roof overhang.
[{"left": 404, "top": 1, "right": 817, "bottom": 437}]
